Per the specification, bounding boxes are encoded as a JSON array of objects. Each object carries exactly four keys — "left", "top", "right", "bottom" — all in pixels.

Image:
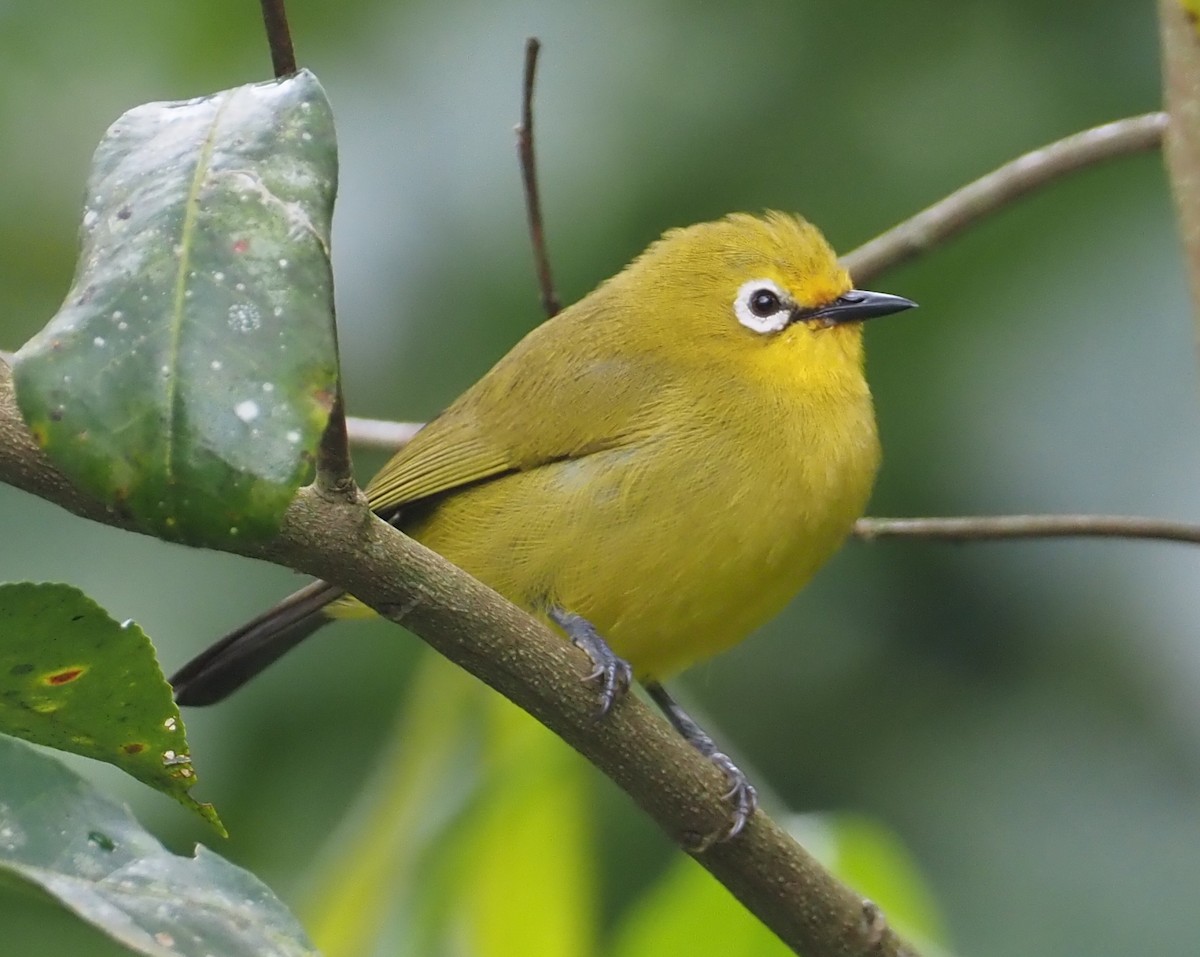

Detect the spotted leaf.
[
  {"left": 0, "top": 582, "right": 220, "bottom": 832},
  {"left": 13, "top": 70, "right": 338, "bottom": 545}
]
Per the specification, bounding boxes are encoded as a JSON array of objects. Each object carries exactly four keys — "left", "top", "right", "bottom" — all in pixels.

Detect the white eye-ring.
[{"left": 733, "top": 279, "right": 791, "bottom": 334}]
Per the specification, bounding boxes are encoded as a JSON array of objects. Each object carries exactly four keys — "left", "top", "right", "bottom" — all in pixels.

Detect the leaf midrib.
[{"left": 165, "top": 90, "right": 237, "bottom": 486}]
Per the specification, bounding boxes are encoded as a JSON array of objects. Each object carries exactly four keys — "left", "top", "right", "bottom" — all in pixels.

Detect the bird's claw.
[
  {"left": 643, "top": 681, "right": 759, "bottom": 846},
  {"left": 710, "top": 750, "right": 757, "bottom": 841},
  {"left": 550, "top": 607, "right": 633, "bottom": 717},
  {"left": 582, "top": 654, "right": 633, "bottom": 716}
]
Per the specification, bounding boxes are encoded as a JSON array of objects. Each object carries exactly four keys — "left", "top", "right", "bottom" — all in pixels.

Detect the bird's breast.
[{"left": 406, "top": 372, "right": 879, "bottom": 679}]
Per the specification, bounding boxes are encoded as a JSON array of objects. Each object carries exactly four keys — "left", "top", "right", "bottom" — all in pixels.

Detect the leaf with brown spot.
[{"left": 0, "top": 581, "right": 221, "bottom": 832}]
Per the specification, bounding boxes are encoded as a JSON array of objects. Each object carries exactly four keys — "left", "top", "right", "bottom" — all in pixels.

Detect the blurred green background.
[{"left": 0, "top": 1, "right": 1193, "bottom": 955}]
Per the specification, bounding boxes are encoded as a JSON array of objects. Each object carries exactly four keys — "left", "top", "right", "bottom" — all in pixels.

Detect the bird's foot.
[
  {"left": 645, "top": 681, "right": 758, "bottom": 845},
  {"left": 549, "top": 607, "right": 634, "bottom": 716},
  {"left": 706, "top": 750, "right": 758, "bottom": 842}
]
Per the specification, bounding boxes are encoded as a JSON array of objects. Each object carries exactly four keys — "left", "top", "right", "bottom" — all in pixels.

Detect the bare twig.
[
  {"left": 856, "top": 514, "right": 1200, "bottom": 547},
  {"left": 345, "top": 415, "right": 423, "bottom": 450},
  {"left": 259, "top": 0, "right": 298, "bottom": 78},
  {"left": 843, "top": 112, "right": 1167, "bottom": 285},
  {"left": 340, "top": 415, "right": 1200, "bottom": 549},
  {"left": 516, "top": 37, "right": 561, "bottom": 319},
  {"left": 339, "top": 419, "right": 1200, "bottom": 546}
]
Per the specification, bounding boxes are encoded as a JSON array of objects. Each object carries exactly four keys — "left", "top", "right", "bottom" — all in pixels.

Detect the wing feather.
[{"left": 365, "top": 304, "right": 667, "bottom": 515}]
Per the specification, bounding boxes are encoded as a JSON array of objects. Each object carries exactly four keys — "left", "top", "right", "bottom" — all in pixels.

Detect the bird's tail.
[{"left": 171, "top": 580, "right": 345, "bottom": 706}]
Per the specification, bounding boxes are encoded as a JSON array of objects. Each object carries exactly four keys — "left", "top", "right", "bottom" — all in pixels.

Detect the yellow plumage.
[
  {"left": 172, "top": 210, "right": 914, "bottom": 836},
  {"left": 340, "top": 212, "right": 885, "bottom": 678}
]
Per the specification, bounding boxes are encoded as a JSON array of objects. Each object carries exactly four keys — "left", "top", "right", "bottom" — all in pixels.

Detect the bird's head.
[{"left": 600, "top": 211, "right": 915, "bottom": 376}]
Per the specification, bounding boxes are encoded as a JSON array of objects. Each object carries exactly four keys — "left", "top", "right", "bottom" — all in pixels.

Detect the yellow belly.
[{"left": 377, "top": 396, "right": 879, "bottom": 680}]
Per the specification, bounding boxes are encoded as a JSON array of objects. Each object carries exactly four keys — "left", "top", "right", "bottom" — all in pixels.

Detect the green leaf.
[
  {"left": 463, "top": 693, "right": 596, "bottom": 957},
  {"left": 610, "top": 813, "right": 948, "bottom": 957},
  {"left": 14, "top": 69, "right": 338, "bottom": 546},
  {"left": 0, "top": 582, "right": 221, "bottom": 832},
  {"left": 303, "top": 657, "right": 598, "bottom": 957},
  {"left": 609, "top": 852, "right": 788, "bottom": 957},
  {"left": 0, "top": 732, "right": 319, "bottom": 957},
  {"left": 303, "top": 655, "right": 486, "bottom": 957}
]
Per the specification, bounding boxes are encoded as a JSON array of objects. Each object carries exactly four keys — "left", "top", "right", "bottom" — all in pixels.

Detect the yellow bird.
[{"left": 172, "top": 211, "right": 914, "bottom": 837}]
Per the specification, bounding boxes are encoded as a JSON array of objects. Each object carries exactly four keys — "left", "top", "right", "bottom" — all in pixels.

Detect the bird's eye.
[
  {"left": 734, "top": 279, "right": 790, "bottom": 334},
  {"left": 749, "top": 289, "right": 781, "bottom": 317}
]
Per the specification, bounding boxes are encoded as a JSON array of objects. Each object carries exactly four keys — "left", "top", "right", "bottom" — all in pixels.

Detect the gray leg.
[{"left": 644, "top": 681, "right": 758, "bottom": 841}]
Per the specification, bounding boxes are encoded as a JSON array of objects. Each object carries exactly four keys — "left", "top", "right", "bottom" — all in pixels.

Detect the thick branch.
[
  {"left": 843, "top": 112, "right": 1166, "bottom": 285},
  {"left": 0, "top": 361, "right": 918, "bottom": 957}
]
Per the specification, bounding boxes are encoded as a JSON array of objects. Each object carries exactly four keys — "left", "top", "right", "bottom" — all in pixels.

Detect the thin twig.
[
  {"left": 516, "top": 37, "right": 561, "bottom": 319},
  {"left": 335, "top": 419, "right": 1200, "bottom": 549},
  {"left": 346, "top": 416, "right": 423, "bottom": 450},
  {"left": 259, "top": 0, "right": 298, "bottom": 78},
  {"left": 855, "top": 514, "right": 1200, "bottom": 546},
  {"left": 843, "top": 112, "right": 1167, "bottom": 285}
]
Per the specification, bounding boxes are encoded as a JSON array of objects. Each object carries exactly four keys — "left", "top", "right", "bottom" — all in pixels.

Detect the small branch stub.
[{"left": 315, "top": 386, "right": 356, "bottom": 500}]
